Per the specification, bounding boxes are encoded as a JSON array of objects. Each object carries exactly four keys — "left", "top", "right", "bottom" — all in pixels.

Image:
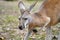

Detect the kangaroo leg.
[
  {"left": 45, "top": 26, "right": 52, "bottom": 40},
  {"left": 23, "top": 29, "right": 32, "bottom": 40},
  {"left": 58, "top": 27, "right": 60, "bottom": 40}
]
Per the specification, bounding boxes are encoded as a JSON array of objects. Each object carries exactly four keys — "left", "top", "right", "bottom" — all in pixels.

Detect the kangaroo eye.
[{"left": 24, "top": 18, "right": 28, "bottom": 20}]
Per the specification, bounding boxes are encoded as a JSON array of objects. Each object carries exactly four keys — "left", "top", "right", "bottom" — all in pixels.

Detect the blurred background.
[{"left": 0, "top": 0, "right": 60, "bottom": 40}]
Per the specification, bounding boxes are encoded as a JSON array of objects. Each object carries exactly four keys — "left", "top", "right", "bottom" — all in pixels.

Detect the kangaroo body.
[{"left": 29, "top": 0, "right": 60, "bottom": 28}]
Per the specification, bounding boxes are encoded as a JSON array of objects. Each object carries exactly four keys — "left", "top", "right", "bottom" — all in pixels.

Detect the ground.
[{"left": 0, "top": 1, "right": 60, "bottom": 40}]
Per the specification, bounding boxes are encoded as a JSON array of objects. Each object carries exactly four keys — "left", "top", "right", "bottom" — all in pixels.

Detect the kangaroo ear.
[
  {"left": 18, "top": 1, "right": 26, "bottom": 10},
  {"left": 28, "top": 1, "right": 38, "bottom": 12},
  {"left": 18, "top": 1, "right": 26, "bottom": 13}
]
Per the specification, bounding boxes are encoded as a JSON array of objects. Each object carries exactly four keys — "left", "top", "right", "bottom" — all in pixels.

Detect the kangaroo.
[{"left": 18, "top": 0, "right": 60, "bottom": 40}]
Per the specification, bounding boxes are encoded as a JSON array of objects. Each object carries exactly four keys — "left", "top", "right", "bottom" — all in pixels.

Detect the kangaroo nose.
[{"left": 18, "top": 26, "right": 23, "bottom": 30}]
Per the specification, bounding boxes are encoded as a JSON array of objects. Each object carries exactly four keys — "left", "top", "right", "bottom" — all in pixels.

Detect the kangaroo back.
[{"left": 38, "top": 0, "right": 60, "bottom": 25}]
